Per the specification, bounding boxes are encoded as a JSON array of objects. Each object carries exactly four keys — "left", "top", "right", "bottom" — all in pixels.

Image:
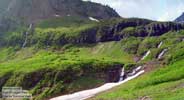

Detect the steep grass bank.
[
  {"left": 91, "top": 58, "right": 184, "bottom": 100},
  {"left": 90, "top": 31, "right": 184, "bottom": 100},
  {"left": 1, "top": 17, "right": 184, "bottom": 100},
  {"left": 0, "top": 41, "right": 134, "bottom": 100},
  {"left": 0, "top": 51, "right": 123, "bottom": 100}
]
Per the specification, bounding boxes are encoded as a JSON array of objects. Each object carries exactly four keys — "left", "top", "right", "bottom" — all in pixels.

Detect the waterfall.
[
  {"left": 157, "top": 41, "right": 163, "bottom": 48},
  {"left": 119, "top": 67, "right": 125, "bottom": 82},
  {"left": 22, "top": 24, "right": 32, "bottom": 48},
  {"left": 6, "top": 0, "right": 16, "bottom": 12},
  {"left": 141, "top": 50, "right": 151, "bottom": 61},
  {"left": 157, "top": 49, "right": 168, "bottom": 59}
]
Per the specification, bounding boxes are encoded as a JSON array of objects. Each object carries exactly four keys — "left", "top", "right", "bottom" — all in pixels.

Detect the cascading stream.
[
  {"left": 157, "top": 49, "right": 168, "bottom": 59},
  {"left": 127, "top": 66, "right": 142, "bottom": 77},
  {"left": 50, "top": 35, "right": 158, "bottom": 100},
  {"left": 22, "top": 24, "right": 32, "bottom": 48},
  {"left": 6, "top": 0, "right": 16, "bottom": 12},
  {"left": 51, "top": 40, "right": 168, "bottom": 100},
  {"left": 140, "top": 50, "right": 151, "bottom": 61},
  {"left": 157, "top": 41, "right": 163, "bottom": 48},
  {"left": 119, "top": 67, "right": 125, "bottom": 82}
]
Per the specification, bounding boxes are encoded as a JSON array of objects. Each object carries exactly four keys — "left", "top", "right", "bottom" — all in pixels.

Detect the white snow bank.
[
  {"left": 50, "top": 70, "right": 144, "bottom": 100},
  {"left": 89, "top": 17, "right": 99, "bottom": 22}
]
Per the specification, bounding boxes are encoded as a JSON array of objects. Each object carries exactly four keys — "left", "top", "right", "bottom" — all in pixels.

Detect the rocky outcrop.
[
  {"left": 97, "top": 18, "right": 152, "bottom": 42},
  {"left": 95, "top": 19, "right": 184, "bottom": 43},
  {"left": 3, "top": 18, "right": 184, "bottom": 48},
  {"left": 106, "top": 65, "right": 122, "bottom": 82},
  {"left": 144, "top": 22, "right": 184, "bottom": 36},
  {"left": 0, "top": 73, "right": 12, "bottom": 90},
  {"left": 0, "top": 62, "right": 123, "bottom": 99}
]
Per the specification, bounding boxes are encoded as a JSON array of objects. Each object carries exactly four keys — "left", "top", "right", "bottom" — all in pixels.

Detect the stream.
[
  {"left": 22, "top": 24, "right": 32, "bottom": 48},
  {"left": 49, "top": 41, "right": 168, "bottom": 100},
  {"left": 140, "top": 50, "right": 151, "bottom": 61},
  {"left": 157, "top": 41, "right": 163, "bottom": 48},
  {"left": 157, "top": 49, "right": 168, "bottom": 59}
]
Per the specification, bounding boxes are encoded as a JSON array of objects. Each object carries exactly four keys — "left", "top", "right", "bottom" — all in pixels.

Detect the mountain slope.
[
  {"left": 2, "top": 17, "right": 184, "bottom": 48},
  {"left": 175, "top": 12, "right": 184, "bottom": 22},
  {"left": 1, "top": 0, "right": 120, "bottom": 24},
  {"left": 0, "top": 1, "right": 184, "bottom": 100},
  {"left": 1, "top": 17, "right": 184, "bottom": 100}
]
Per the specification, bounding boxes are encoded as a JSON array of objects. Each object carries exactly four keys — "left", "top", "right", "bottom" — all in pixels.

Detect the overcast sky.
[{"left": 83, "top": 0, "right": 184, "bottom": 21}]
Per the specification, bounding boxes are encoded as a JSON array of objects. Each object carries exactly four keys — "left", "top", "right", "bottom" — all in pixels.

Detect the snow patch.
[
  {"left": 54, "top": 14, "right": 60, "bottom": 17},
  {"left": 50, "top": 70, "right": 144, "bottom": 100},
  {"left": 89, "top": 17, "right": 99, "bottom": 22}
]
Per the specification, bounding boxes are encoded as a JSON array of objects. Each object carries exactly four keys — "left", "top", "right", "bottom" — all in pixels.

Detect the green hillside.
[
  {"left": 0, "top": 14, "right": 184, "bottom": 100},
  {"left": 1, "top": 0, "right": 184, "bottom": 100},
  {"left": 91, "top": 31, "right": 184, "bottom": 100},
  {"left": 91, "top": 59, "right": 184, "bottom": 100}
]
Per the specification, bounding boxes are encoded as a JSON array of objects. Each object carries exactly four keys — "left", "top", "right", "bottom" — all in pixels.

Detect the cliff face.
[
  {"left": 2, "top": 0, "right": 120, "bottom": 23},
  {"left": 95, "top": 19, "right": 184, "bottom": 42},
  {"left": 3, "top": 18, "right": 184, "bottom": 48}
]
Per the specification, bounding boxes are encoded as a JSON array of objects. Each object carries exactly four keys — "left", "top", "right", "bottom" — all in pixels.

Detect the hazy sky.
[{"left": 83, "top": 0, "right": 184, "bottom": 21}]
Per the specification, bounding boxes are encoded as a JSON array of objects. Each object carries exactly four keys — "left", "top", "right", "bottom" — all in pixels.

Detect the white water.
[
  {"left": 119, "top": 67, "right": 125, "bottom": 82},
  {"left": 7, "top": 3, "right": 12, "bottom": 11},
  {"left": 127, "top": 66, "right": 142, "bottom": 77},
  {"left": 50, "top": 70, "right": 144, "bottom": 100},
  {"left": 157, "top": 49, "right": 168, "bottom": 59},
  {"left": 141, "top": 50, "right": 151, "bottom": 61},
  {"left": 22, "top": 24, "right": 32, "bottom": 48},
  {"left": 182, "top": 38, "right": 184, "bottom": 41},
  {"left": 89, "top": 17, "right": 99, "bottom": 22},
  {"left": 157, "top": 42, "right": 163, "bottom": 48}
]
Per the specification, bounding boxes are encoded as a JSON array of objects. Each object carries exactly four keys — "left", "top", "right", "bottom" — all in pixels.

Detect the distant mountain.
[
  {"left": 175, "top": 12, "right": 184, "bottom": 22},
  {"left": 0, "top": 0, "right": 120, "bottom": 24}
]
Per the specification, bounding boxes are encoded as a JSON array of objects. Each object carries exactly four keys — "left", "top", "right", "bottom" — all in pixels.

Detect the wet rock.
[{"left": 106, "top": 65, "right": 122, "bottom": 82}]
